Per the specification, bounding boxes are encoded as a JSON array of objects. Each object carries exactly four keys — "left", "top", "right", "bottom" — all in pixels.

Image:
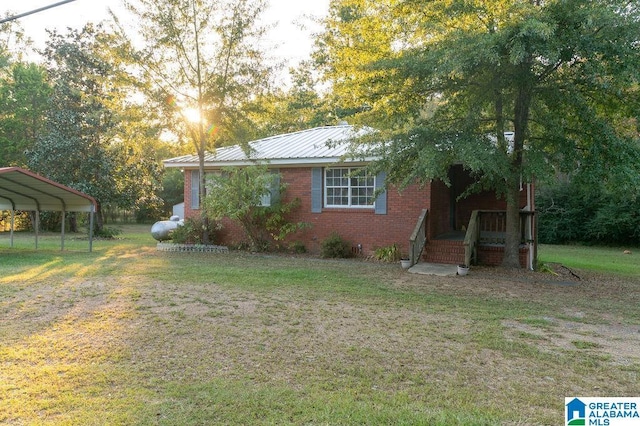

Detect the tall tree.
[
  {"left": 109, "top": 102, "right": 166, "bottom": 221},
  {"left": 0, "top": 13, "right": 29, "bottom": 64},
  {"left": 0, "top": 17, "right": 45, "bottom": 166},
  {"left": 27, "top": 24, "right": 166, "bottom": 232},
  {"left": 27, "top": 25, "right": 119, "bottom": 232},
  {"left": 317, "top": 0, "right": 640, "bottom": 267},
  {"left": 114, "top": 0, "right": 276, "bottom": 242},
  {"left": 0, "top": 63, "right": 51, "bottom": 166}
]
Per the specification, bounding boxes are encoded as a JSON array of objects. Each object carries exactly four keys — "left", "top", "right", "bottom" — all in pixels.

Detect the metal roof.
[
  {"left": 164, "top": 125, "right": 375, "bottom": 168},
  {"left": 0, "top": 167, "right": 97, "bottom": 212}
]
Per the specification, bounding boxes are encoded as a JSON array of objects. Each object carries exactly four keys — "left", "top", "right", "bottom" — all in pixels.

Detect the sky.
[{"left": 10, "top": 0, "right": 330, "bottom": 74}]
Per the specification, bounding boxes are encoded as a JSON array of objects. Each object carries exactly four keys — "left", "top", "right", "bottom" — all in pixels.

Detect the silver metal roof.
[
  {"left": 164, "top": 125, "right": 374, "bottom": 168},
  {"left": 0, "top": 167, "right": 97, "bottom": 212}
]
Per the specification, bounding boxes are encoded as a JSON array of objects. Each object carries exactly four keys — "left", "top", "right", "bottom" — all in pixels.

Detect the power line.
[{"left": 0, "top": 0, "right": 78, "bottom": 25}]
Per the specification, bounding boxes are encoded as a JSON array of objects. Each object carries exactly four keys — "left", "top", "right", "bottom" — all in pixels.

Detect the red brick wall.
[
  {"left": 185, "top": 166, "right": 430, "bottom": 256},
  {"left": 286, "top": 168, "right": 430, "bottom": 256},
  {"left": 184, "top": 169, "right": 195, "bottom": 218},
  {"left": 183, "top": 165, "right": 533, "bottom": 262},
  {"left": 478, "top": 245, "right": 529, "bottom": 268}
]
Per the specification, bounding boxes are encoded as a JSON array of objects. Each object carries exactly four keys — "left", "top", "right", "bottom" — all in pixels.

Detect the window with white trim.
[
  {"left": 259, "top": 192, "right": 271, "bottom": 207},
  {"left": 324, "top": 167, "right": 375, "bottom": 208}
]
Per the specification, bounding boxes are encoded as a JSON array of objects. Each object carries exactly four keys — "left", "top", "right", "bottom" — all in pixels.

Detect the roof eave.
[{"left": 164, "top": 156, "right": 380, "bottom": 169}]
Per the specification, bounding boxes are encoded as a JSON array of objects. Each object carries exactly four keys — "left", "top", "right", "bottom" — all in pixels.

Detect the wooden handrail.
[
  {"left": 409, "top": 209, "right": 428, "bottom": 267},
  {"left": 464, "top": 209, "right": 536, "bottom": 266},
  {"left": 463, "top": 210, "right": 480, "bottom": 267}
]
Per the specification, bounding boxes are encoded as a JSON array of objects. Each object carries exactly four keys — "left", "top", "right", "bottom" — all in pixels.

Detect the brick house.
[{"left": 163, "top": 124, "right": 535, "bottom": 268}]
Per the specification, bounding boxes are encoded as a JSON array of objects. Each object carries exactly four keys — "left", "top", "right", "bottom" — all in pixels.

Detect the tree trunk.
[
  {"left": 502, "top": 180, "right": 522, "bottom": 268},
  {"left": 502, "top": 73, "right": 531, "bottom": 268},
  {"left": 69, "top": 212, "right": 78, "bottom": 233},
  {"left": 94, "top": 203, "right": 104, "bottom": 234}
]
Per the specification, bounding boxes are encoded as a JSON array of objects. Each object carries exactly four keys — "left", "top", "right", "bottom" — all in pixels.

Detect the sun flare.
[{"left": 183, "top": 107, "right": 202, "bottom": 124}]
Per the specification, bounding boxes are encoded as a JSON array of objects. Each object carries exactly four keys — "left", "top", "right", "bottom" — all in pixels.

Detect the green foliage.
[
  {"left": 120, "top": 0, "right": 274, "bottom": 148},
  {"left": 170, "top": 216, "right": 218, "bottom": 245},
  {"left": 94, "top": 226, "right": 122, "bottom": 239},
  {"left": 316, "top": 0, "right": 640, "bottom": 267},
  {"left": 537, "top": 180, "right": 640, "bottom": 246},
  {"left": 0, "top": 210, "right": 30, "bottom": 231},
  {"left": 203, "top": 165, "right": 308, "bottom": 251},
  {"left": 321, "top": 232, "right": 353, "bottom": 258},
  {"left": 118, "top": 0, "right": 276, "bottom": 242},
  {"left": 25, "top": 25, "right": 122, "bottom": 232},
  {"left": 0, "top": 62, "right": 51, "bottom": 166},
  {"left": 287, "top": 241, "right": 307, "bottom": 254},
  {"left": 374, "top": 243, "right": 402, "bottom": 262},
  {"left": 262, "top": 197, "right": 309, "bottom": 244},
  {"left": 160, "top": 168, "right": 185, "bottom": 216},
  {"left": 247, "top": 64, "right": 335, "bottom": 137},
  {"left": 38, "top": 211, "right": 63, "bottom": 232},
  {"left": 109, "top": 106, "right": 166, "bottom": 222},
  {"left": 23, "top": 24, "right": 166, "bottom": 232}
]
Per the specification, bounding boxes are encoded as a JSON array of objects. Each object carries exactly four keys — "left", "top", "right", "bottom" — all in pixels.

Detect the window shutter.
[
  {"left": 270, "top": 169, "right": 280, "bottom": 205},
  {"left": 374, "top": 171, "right": 387, "bottom": 215},
  {"left": 263, "top": 169, "right": 280, "bottom": 206},
  {"left": 190, "top": 170, "right": 200, "bottom": 209},
  {"left": 311, "top": 167, "right": 322, "bottom": 213}
]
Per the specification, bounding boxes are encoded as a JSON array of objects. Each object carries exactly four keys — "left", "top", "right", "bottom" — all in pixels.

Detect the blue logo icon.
[{"left": 566, "top": 398, "right": 586, "bottom": 425}]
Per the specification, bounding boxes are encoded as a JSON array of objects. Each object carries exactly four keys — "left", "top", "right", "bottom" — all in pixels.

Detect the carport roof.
[{"left": 0, "top": 167, "right": 96, "bottom": 212}]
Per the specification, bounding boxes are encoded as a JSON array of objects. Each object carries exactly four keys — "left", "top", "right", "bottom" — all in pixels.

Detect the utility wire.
[{"left": 0, "top": 0, "right": 78, "bottom": 25}]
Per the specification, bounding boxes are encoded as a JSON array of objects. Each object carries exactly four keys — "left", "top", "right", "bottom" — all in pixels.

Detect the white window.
[
  {"left": 325, "top": 168, "right": 375, "bottom": 208},
  {"left": 259, "top": 192, "right": 271, "bottom": 207}
]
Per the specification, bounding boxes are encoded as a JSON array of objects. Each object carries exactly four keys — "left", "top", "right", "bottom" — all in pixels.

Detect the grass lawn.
[
  {"left": 1, "top": 225, "right": 639, "bottom": 425},
  {"left": 539, "top": 243, "right": 639, "bottom": 277}
]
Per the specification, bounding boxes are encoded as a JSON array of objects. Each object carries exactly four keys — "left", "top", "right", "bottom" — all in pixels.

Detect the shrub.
[
  {"left": 374, "top": 243, "right": 402, "bottom": 262},
  {"left": 537, "top": 180, "right": 640, "bottom": 245},
  {"left": 0, "top": 211, "right": 31, "bottom": 231},
  {"left": 171, "top": 216, "right": 218, "bottom": 245},
  {"left": 203, "top": 165, "right": 309, "bottom": 252},
  {"left": 288, "top": 241, "right": 306, "bottom": 254},
  {"left": 95, "top": 226, "right": 122, "bottom": 239},
  {"left": 321, "top": 233, "right": 352, "bottom": 258}
]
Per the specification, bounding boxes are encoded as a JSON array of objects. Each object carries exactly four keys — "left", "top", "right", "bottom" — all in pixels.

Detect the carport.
[{"left": 0, "top": 167, "right": 97, "bottom": 251}]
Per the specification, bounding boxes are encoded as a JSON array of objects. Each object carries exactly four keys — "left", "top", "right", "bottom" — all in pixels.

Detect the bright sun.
[{"left": 183, "top": 107, "right": 202, "bottom": 124}]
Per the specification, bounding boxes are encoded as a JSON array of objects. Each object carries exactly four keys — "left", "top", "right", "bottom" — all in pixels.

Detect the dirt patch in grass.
[{"left": 502, "top": 318, "right": 640, "bottom": 365}]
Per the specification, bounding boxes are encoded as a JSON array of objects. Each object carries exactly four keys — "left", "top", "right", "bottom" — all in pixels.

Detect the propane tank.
[{"left": 151, "top": 215, "right": 184, "bottom": 241}]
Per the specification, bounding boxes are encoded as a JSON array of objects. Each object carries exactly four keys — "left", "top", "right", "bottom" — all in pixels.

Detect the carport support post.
[
  {"left": 10, "top": 209, "right": 14, "bottom": 248},
  {"left": 35, "top": 210, "right": 39, "bottom": 249},
  {"left": 89, "top": 210, "right": 94, "bottom": 252},
  {"left": 61, "top": 210, "right": 65, "bottom": 251}
]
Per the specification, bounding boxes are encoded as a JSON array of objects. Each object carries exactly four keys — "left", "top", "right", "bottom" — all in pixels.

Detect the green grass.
[
  {"left": 1, "top": 225, "right": 638, "bottom": 425},
  {"left": 539, "top": 243, "right": 640, "bottom": 276}
]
